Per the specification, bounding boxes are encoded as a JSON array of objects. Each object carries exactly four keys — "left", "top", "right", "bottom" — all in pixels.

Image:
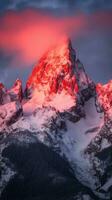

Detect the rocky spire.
[
  {"left": 8, "top": 79, "right": 23, "bottom": 102},
  {"left": 26, "top": 38, "right": 93, "bottom": 102}
]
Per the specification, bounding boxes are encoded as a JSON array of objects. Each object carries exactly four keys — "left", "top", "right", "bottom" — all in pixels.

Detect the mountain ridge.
[{"left": 0, "top": 39, "right": 112, "bottom": 200}]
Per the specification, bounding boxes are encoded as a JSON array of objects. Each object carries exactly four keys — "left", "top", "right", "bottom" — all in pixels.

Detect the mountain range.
[{"left": 0, "top": 39, "right": 112, "bottom": 200}]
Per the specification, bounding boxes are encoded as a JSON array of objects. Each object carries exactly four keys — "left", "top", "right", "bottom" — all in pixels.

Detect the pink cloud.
[
  {"left": 0, "top": 10, "right": 86, "bottom": 66},
  {"left": 0, "top": 9, "right": 112, "bottom": 66}
]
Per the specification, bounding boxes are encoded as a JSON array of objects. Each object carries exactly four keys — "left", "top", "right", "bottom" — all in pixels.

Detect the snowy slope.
[
  {"left": 0, "top": 39, "right": 112, "bottom": 199},
  {"left": 4, "top": 97, "right": 104, "bottom": 193}
]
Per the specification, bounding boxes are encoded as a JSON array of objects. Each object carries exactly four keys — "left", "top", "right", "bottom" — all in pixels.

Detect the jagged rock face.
[
  {"left": 0, "top": 80, "right": 23, "bottom": 129},
  {"left": 96, "top": 81, "right": 112, "bottom": 112},
  {"left": 0, "top": 39, "right": 112, "bottom": 200},
  {"left": 0, "top": 79, "right": 23, "bottom": 105},
  {"left": 0, "top": 83, "right": 5, "bottom": 104},
  {"left": 0, "top": 101, "right": 23, "bottom": 127},
  {"left": 0, "top": 83, "right": 10, "bottom": 105},
  {"left": 25, "top": 39, "right": 94, "bottom": 111},
  {"left": 26, "top": 39, "right": 78, "bottom": 95},
  {"left": 8, "top": 79, "right": 23, "bottom": 102}
]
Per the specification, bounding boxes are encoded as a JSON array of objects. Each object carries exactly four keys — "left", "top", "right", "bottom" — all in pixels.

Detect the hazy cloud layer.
[
  {"left": 0, "top": 10, "right": 89, "bottom": 67},
  {"left": 0, "top": 1, "right": 112, "bottom": 87},
  {"left": 0, "top": 0, "right": 112, "bottom": 13}
]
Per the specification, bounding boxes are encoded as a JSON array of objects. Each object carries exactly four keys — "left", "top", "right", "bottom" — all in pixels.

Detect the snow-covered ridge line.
[
  {"left": 0, "top": 38, "right": 111, "bottom": 131},
  {"left": 0, "top": 38, "right": 112, "bottom": 199}
]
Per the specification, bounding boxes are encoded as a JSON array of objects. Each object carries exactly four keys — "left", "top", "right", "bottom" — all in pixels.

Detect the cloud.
[
  {"left": 0, "top": 9, "right": 87, "bottom": 66},
  {"left": 0, "top": 9, "right": 112, "bottom": 86},
  {"left": 1, "top": 0, "right": 112, "bottom": 13},
  {"left": 0, "top": 9, "right": 112, "bottom": 66}
]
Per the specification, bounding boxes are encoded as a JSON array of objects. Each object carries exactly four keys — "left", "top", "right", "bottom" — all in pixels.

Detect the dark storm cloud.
[
  {"left": 0, "top": 0, "right": 12, "bottom": 11},
  {"left": 0, "top": 0, "right": 112, "bottom": 13}
]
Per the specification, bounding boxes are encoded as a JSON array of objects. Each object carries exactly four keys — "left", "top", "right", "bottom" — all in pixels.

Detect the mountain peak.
[
  {"left": 8, "top": 78, "right": 23, "bottom": 102},
  {"left": 25, "top": 39, "right": 93, "bottom": 111},
  {"left": 58, "top": 37, "right": 73, "bottom": 50},
  {"left": 96, "top": 80, "right": 112, "bottom": 112},
  {"left": 26, "top": 38, "right": 77, "bottom": 94}
]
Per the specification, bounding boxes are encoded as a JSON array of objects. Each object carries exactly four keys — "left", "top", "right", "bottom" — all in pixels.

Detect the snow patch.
[{"left": 57, "top": 98, "right": 104, "bottom": 189}]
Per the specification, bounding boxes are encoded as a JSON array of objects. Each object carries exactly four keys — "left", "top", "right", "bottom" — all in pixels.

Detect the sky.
[{"left": 0, "top": 0, "right": 112, "bottom": 88}]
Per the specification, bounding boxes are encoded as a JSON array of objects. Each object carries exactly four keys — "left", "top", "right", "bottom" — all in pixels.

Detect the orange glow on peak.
[
  {"left": 23, "top": 39, "right": 80, "bottom": 111},
  {"left": 96, "top": 80, "right": 112, "bottom": 111},
  {"left": 26, "top": 38, "right": 78, "bottom": 97}
]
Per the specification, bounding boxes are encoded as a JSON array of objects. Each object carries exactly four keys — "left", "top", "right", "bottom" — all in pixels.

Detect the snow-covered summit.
[
  {"left": 0, "top": 39, "right": 112, "bottom": 200},
  {"left": 25, "top": 38, "right": 94, "bottom": 111},
  {"left": 0, "top": 39, "right": 111, "bottom": 122}
]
